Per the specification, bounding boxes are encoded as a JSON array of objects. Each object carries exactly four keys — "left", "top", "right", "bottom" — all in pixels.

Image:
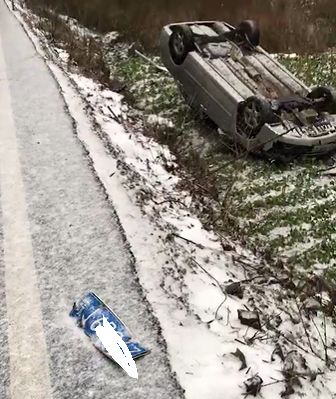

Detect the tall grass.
[{"left": 25, "top": 0, "right": 336, "bottom": 53}]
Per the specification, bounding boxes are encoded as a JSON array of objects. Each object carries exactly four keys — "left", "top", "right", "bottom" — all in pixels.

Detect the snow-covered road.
[{"left": 0, "top": 2, "right": 182, "bottom": 398}]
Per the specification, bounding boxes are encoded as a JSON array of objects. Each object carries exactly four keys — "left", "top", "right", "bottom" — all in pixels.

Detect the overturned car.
[{"left": 160, "top": 20, "right": 336, "bottom": 155}]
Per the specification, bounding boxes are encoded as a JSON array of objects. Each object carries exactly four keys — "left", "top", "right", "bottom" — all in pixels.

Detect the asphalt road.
[{"left": 0, "top": 1, "right": 183, "bottom": 398}]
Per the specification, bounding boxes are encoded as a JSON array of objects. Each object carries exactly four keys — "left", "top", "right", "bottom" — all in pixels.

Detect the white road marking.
[{"left": 0, "top": 32, "right": 52, "bottom": 399}]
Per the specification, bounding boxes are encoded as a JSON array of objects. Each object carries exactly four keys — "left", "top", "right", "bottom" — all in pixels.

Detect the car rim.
[
  {"left": 243, "top": 102, "right": 262, "bottom": 130},
  {"left": 172, "top": 32, "right": 185, "bottom": 56}
]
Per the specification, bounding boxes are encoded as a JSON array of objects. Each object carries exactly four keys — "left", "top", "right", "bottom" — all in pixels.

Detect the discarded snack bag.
[{"left": 70, "top": 291, "right": 149, "bottom": 359}]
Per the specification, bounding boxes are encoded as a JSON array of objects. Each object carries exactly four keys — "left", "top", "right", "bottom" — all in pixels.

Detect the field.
[
  {"left": 25, "top": 0, "right": 336, "bottom": 53},
  {"left": 14, "top": 2, "right": 336, "bottom": 395},
  {"left": 22, "top": 0, "right": 336, "bottom": 285},
  {"left": 109, "top": 50, "right": 336, "bottom": 282}
]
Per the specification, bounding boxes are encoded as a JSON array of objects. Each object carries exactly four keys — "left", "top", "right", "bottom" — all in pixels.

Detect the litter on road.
[{"left": 70, "top": 292, "right": 149, "bottom": 362}]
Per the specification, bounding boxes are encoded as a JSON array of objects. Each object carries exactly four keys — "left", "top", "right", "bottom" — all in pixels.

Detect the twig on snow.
[
  {"left": 296, "top": 299, "right": 318, "bottom": 357},
  {"left": 235, "top": 338, "right": 247, "bottom": 346},
  {"left": 152, "top": 198, "right": 188, "bottom": 208},
  {"left": 172, "top": 232, "right": 205, "bottom": 249},
  {"left": 134, "top": 49, "right": 168, "bottom": 73},
  {"left": 323, "top": 311, "right": 328, "bottom": 364},
  {"left": 311, "top": 315, "right": 328, "bottom": 364},
  {"left": 191, "top": 258, "right": 224, "bottom": 292},
  {"left": 190, "top": 258, "right": 228, "bottom": 323},
  {"left": 278, "top": 331, "right": 324, "bottom": 361},
  {"left": 261, "top": 378, "right": 287, "bottom": 388},
  {"left": 213, "top": 298, "right": 227, "bottom": 321},
  {"left": 107, "top": 105, "right": 122, "bottom": 124},
  {"left": 225, "top": 307, "right": 232, "bottom": 327}
]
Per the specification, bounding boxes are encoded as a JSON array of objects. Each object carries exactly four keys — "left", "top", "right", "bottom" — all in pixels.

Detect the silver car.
[{"left": 160, "top": 20, "right": 336, "bottom": 155}]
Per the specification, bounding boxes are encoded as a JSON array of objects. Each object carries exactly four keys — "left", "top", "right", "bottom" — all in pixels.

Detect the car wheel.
[
  {"left": 237, "top": 20, "right": 260, "bottom": 47},
  {"left": 237, "top": 96, "right": 276, "bottom": 138},
  {"left": 169, "top": 25, "right": 195, "bottom": 65},
  {"left": 307, "top": 86, "right": 336, "bottom": 114}
]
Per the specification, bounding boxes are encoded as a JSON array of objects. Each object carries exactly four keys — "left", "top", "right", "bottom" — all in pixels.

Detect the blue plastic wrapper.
[{"left": 70, "top": 291, "right": 149, "bottom": 359}]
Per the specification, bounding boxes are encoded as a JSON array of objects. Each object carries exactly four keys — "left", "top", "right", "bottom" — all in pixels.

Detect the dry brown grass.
[
  {"left": 26, "top": 0, "right": 336, "bottom": 53},
  {"left": 33, "top": 10, "right": 111, "bottom": 85}
]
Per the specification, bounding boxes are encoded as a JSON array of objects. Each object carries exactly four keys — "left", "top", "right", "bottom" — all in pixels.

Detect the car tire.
[
  {"left": 169, "top": 25, "right": 195, "bottom": 65},
  {"left": 237, "top": 96, "right": 276, "bottom": 138},
  {"left": 237, "top": 20, "right": 260, "bottom": 47},
  {"left": 307, "top": 86, "right": 336, "bottom": 114}
]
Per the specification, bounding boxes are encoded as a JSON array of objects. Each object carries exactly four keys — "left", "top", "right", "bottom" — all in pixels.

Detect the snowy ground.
[
  {"left": 0, "top": 2, "right": 183, "bottom": 398},
  {"left": 8, "top": 1, "right": 336, "bottom": 397}
]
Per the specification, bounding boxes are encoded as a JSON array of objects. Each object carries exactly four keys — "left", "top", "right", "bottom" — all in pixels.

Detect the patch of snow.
[
  {"left": 269, "top": 226, "right": 290, "bottom": 239},
  {"left": 54, "top": 46, "right": 69, "bottom": 64},
  {"left": 102, "top": 31, "right": 119, "bottom": 45},
  {"left": 284, "top": 238, "right": 323, "bottom": 258},
  {"left": 57, "top": 12, "right": 99, "bottom": 39},
  {"left": 146, "top": 114, "right": 174, "bottom": 128},
  {"left": 11, "top": 3, "right": 336, "bottom": 398},
  {"left": 278, "top": 53, "right": 299, "bottom": 59}
]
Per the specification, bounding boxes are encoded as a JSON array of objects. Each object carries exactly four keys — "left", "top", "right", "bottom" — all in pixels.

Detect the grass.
[
  {"left": 25, "top": 0, "right": 336, "bottom": 53},
  {"left": 24, "top": 6, "right": 336, "bottom": 286},
  {"left": 280, "top": 53, "right": 336, "bottom": 87},
  {"left": 110, "top": 50, "right": 336, "bottom": 281},
  {"left": 110, "top": 55, "right": 192, "bottom": 121}
]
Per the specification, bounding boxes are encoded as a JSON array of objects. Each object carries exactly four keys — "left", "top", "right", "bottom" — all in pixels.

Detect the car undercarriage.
[{"left": 160, "top": 20, "right": 336, "bottom": 155}]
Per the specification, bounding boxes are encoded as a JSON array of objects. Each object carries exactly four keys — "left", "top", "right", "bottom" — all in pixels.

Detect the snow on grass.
[
  {"left": 10, "top": 2, "right": 336, "bottom": 397},
  {"left": 57, "top": 12, "right": 100, "bottom": 39},
  {"left": 106, "top": 47, "right": 336, "bottom": 277}
]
